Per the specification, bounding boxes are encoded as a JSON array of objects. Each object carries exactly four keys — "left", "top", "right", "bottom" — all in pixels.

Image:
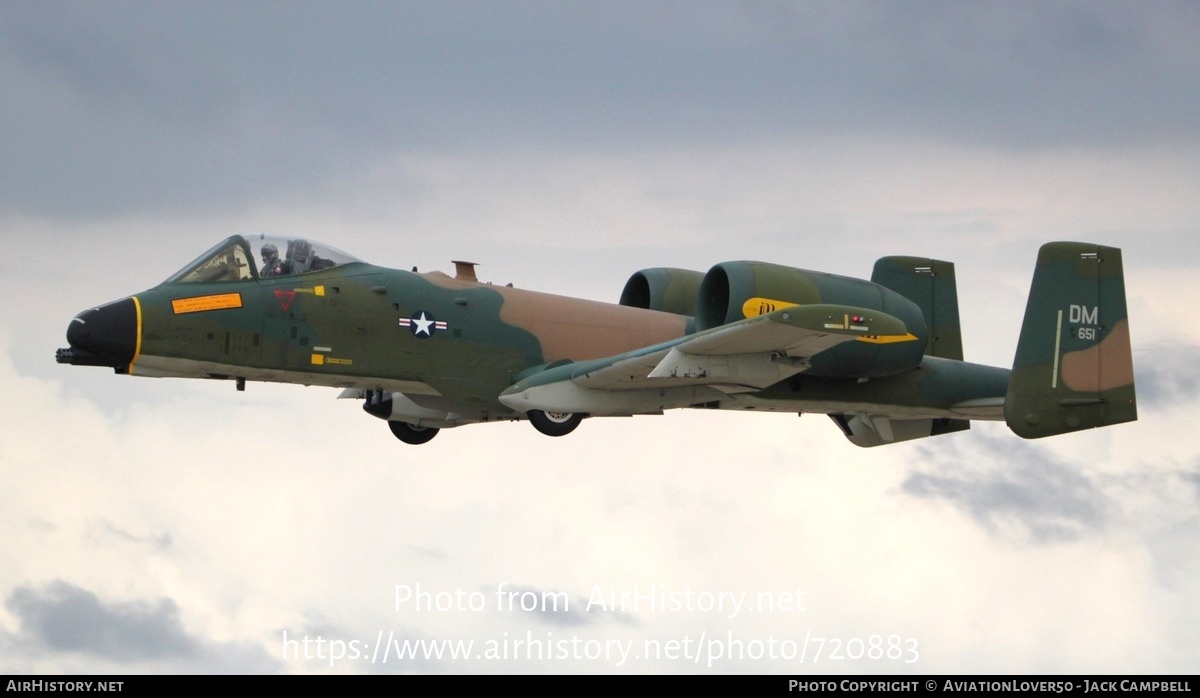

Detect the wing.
[{"left": 499, "top": 304, "right": 914, "bottom": 415}]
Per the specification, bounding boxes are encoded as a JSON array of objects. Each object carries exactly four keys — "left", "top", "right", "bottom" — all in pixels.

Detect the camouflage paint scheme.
[
  {"left": 1005, "top": 243, "right": 1137, "bottom": 438},
  {"left": 58, "top": 236, "right": 1136, "bottom": 446}
]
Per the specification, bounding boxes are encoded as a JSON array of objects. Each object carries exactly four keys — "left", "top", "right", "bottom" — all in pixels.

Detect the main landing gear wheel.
[
  {"left": 388, "top": 420, "right": 440, "bottom": 445},
  {"left": 527, "top": 409, "right": 584, "bottom": 437}
]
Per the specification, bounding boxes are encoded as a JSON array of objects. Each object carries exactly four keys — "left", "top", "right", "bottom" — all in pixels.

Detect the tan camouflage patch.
[
  {"left": 421, "top": 269, "right": 689, "bottom": 362},
  {"left": 1061, "top": 319, "right": 1134, "bottom": 392},
  {"left": 497, "top": 287, "right": 688, "bottom": 363}
]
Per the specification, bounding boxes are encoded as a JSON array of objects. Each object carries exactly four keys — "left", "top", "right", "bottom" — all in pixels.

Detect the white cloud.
[{"left": 4, "top": 332, "right": 1198, "bottom": 673}]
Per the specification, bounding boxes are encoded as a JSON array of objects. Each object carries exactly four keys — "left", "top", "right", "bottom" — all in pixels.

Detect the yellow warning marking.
[
  {"left": 856, "top": 333, "right": 920, "bottom": 345},
  {"left": 171, "top": 293, "right": 242, "bottom": 314},
  {"left": 315, "top": 285, "right": 325, "bottom": 297},
  {"left": 741, "top": 297, "right": 798, "bottom": 319},
  {"left": 311, "top": 353, "right": 351, "bottom": 366}
]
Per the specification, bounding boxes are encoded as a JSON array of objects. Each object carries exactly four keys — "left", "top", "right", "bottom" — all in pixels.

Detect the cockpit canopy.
[{"left": 165, "top": 235, "right": 363, "bottom": 283}]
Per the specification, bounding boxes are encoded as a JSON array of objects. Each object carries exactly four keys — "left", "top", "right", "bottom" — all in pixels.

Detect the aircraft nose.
[{"left": 64, "top": 298, "right": 138, "bottom": 368}]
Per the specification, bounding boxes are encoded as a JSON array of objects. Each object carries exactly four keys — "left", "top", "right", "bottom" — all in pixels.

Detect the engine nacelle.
[
  {"left": 697, "top": 261, "right": 929, "bottom": 378},
  {"left": 619, "top": 267, "right": 705, "bottom": 317}
]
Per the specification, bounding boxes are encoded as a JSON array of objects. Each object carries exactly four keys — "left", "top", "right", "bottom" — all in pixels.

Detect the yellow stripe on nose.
[{"left": 130, "top": 295, "right": 143, "bottom": 374}]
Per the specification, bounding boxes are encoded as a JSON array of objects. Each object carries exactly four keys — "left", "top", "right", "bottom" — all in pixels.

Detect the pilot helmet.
[{"left": 262, "top": 243, "right": 279, "bottom": 262}]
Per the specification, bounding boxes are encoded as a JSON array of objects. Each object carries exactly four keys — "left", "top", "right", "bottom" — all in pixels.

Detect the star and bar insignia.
[{"left": 398, "top": 311, "right": 448, "bottom": 338}]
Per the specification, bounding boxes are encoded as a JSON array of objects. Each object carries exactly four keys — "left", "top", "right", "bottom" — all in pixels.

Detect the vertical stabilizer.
[
  {"left": 871, "top": 256, "right": 963, "bottom": 360},
  {"left": 1005, "top": 242, "right": 1137, "bottom": 438}
]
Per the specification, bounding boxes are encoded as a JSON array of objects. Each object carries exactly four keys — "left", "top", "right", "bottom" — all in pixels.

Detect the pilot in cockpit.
[{"left": 260, "top": 243, "right": 287, "bottom": 277}]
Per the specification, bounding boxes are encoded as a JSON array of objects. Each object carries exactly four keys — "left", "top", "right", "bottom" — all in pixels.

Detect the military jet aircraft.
[{"left": 57, "top": 235, "right": 1136, "bottom": 447}]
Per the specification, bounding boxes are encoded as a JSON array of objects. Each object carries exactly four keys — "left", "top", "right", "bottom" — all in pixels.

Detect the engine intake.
[{"left": 619, "top": 268, "right": 705, "bottom": 317}]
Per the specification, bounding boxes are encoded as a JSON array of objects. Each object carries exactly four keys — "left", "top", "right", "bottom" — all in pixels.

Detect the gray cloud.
[
  {"left": 905, "top": 432, "right": 1110, "bottom": 542},
  {"left": 5, "top": 581, "right": 278, "bottom": 672},
  {"left": 94, "top": 520, "right": 172, "bottom": 552},
  {"left": 1181, "top": 463, "right": 1200, "bottom": 502},
  {"left": 405, "top": 545, "right": 447, "bottom": 560},
  {"left": 7, "top": 581, "right": 196, "bottom": 661},
  {"left": 1131, "top": 344, "right": 1200, "bottom": 411},
  {"left": 3, "top": 1, "right": 1198, "bottom": 217}
]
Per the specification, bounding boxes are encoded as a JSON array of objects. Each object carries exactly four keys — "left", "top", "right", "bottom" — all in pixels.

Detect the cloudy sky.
[{"left": 2, "top": 0, "right": 1199, "bottom": 674}]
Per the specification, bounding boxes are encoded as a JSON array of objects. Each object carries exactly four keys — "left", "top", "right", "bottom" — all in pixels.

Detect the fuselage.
[
  {"left": 64, "top": 259, "right": 693, "bottom": 419},
  {"left": 57, "top": 237, "right": 1137, "bottom": 447},
  {"left": 66, "top": 262, "right": 1010, "bottom": 416}
]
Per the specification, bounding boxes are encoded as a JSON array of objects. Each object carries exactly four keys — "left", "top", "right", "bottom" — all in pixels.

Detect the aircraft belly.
[
  {"left": 711, "top": 394, "right": 992, "bottom": 420},
  {"left": 499, "top": 379, "right": 729, "bottom": 416},
  {"left": 739, "top": 356, "right": 1011, "bottom": 420},
  {"left": 132, "top": 354, "right": 444, "bottom": 395}
]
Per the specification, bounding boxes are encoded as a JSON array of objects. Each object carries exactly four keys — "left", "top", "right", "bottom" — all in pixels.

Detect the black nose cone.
[{"left": 66, "top": 298, "right": 138, "bottom": 367}]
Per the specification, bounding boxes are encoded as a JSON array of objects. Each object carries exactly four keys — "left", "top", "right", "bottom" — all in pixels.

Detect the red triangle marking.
[{"left": 274, "top": 290, "right": 296, "bottom": 311}]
